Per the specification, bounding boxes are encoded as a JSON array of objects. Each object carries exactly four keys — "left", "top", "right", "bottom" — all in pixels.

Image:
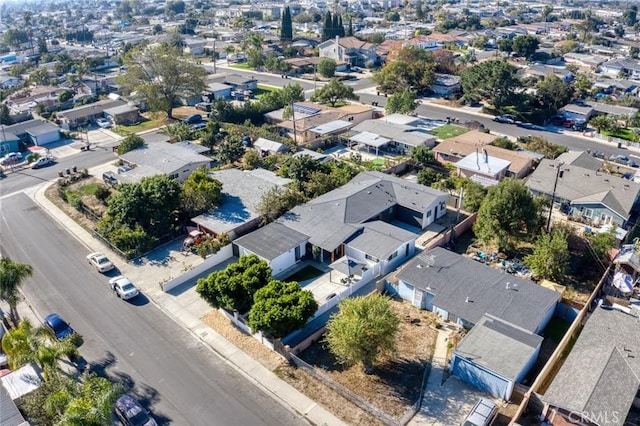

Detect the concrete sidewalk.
[{"left": 28, "top": 172, "right": 346, "bottom": 426}]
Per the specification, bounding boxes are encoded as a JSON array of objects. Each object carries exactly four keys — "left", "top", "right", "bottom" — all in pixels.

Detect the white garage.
[{"left": 27, "top": 122, "right": 61, "bottom": 146}]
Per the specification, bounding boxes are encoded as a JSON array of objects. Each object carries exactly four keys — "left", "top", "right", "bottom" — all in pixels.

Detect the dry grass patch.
[
  {"left": 201, "top": 309, "right": 384, "bottom": 425},
  {"left": 45, "top": 177, "right": 106, "bottom": 232},
  {"left": 299, "top": 299, "right": 438, "bottom": 419}
]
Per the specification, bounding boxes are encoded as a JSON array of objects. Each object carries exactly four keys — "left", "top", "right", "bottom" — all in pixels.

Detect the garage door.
[{"left": 451, "top": 355, "right": 510, "bottom": 400}]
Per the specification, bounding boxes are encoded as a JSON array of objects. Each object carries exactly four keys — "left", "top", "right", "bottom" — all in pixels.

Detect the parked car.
[
  {"left": 87, "top": 252, "right": 115, "bottom": 273},
  {"left": 108, "top": 276, "right": 140, "bottom": 300},
  {"left": 96, "top": 118, "right": 111, "bottom": 129},
  {"left": 0, "top": 152, "right": 22, "bottom": 166},
  {"left": 114, "top": 395, "right": 157, "bottom": 426},
  {"left": 195, "top": 102, "right": 212, "bottom": 112},
  {"left": 461, "top": 398, "right": 498, "bottom": 426},
  {"left": 184, "top": 114, "right": 202, "bottom": 125},
  {"left": 31, "top": 156, "right": 54, "bottom": 169},
  {"left": 117, "top": 165, "right": 132, "bottom": 174},
  {"left": 243, "top": 90, "right": 254, "bottom": 99},
  {"left": 609, "top": 154, "right": 638, "bottom": 168},
  {"left": 102, "top": 171, "right": 118, "bottom": 188},
  {"left": 492, "top": 114, "right": 517, "bottom": 124},
  {"left": 44, "top": 313, "right": 75, "bottom": 340}
]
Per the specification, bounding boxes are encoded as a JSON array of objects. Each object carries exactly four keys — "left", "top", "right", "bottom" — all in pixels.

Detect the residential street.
[{"left": 0, "top": 193, "right": 304, "bottom": 426}]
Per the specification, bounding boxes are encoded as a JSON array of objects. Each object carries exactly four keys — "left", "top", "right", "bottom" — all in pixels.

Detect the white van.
[{"left": 462, "top": 398, "right": 498, "bottom": 426}]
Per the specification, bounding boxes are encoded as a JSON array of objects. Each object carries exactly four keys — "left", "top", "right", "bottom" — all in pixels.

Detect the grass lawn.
[
  {"left": 429, "top": 124, "right": 469, "bottom": 140},
  {"left": 602, "top": 128, "right": 636, "bottom": 141},
  {"left": 114, "top": 118, "right": 165, "bottom": 135},
  {"left": 74, "top": 182, "right": 103, "bottom": 197},
  {"left": 229, "top": 63, "right": 252, "bottom": 70},
  {"left": 255, "top": 84, "right": 281, "bottom": 99},
  {"left": 285, "top": 265, "right": 325, "bottom": 283}
]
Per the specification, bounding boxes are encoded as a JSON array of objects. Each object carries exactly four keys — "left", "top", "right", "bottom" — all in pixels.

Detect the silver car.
[{"left": 108, "top": 276, "right": 140, "bottom": 300}]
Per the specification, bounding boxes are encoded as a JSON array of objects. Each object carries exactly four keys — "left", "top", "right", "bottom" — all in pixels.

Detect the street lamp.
[{"left": 546, "top": 161, "right": 564, "bottom": 232}]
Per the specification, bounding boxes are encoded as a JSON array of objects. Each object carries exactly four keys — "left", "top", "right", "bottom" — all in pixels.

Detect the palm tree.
[
  {"left": 0, "top": 257, "right": 33, "bottom": 325},
  {"left": 1, "top": 319, "right": 78, "bottom": 379}
]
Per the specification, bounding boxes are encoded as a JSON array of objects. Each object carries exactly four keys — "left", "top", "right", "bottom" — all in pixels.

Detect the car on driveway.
[
  {"left": 96, "top": 118, "right": 112, "bottom": 129},
  {"left": 492, "top": 114, "right": 517, "bottom": 124},
  {"left": 108, "top": 276, "right": 140, "bottom": 300},
  {"left": 44, "top": 313, "right": 75, "bottom": 340},
  {"left": 31, "top": 156, "right": 55, "bottom": 169},
  {"left": 0, "top": 152, "right": 22, "bottom": 166},
  {"left": 102, "top": 171, "right": 119, "bottom": 188},
  {"left": 184, "top": 114, "right": 202, "bottom": 125},
  {"left": 87, "top": 252, "right": 115, "bottom": 273},
  {"left": 114, "top": 395, "right": 157, "bottom": 426}
]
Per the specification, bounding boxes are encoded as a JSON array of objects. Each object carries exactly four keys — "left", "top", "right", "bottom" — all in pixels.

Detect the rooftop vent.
[{"left": 465, "top": 297, "right": 470, "bottom": 303}]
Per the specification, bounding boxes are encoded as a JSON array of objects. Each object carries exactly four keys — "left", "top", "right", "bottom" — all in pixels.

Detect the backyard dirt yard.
[{"left": 202, "top": 299, "right": 438, "bottom": 424}]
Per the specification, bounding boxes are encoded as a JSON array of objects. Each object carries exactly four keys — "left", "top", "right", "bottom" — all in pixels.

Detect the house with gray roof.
[
  {"left": 191, "top": 168, "right": 292, "bottom": 239},
  {"left": 1, "top": 118, "right": 60, "bottom": 147},
  {"left": 393, "top": 247, "right": 560, "bottom": 333},
  {"left": 542, "top": 304, "right": 640, "bottom": 426},
  {"left": 526, "top": 159, "right": 640, "bottom": 229},
  {"left": 56, "top": 99, "right": 127, "bottom": 129},
  {"left": 117, "top": 141, "right": 211, "bottom": 184},
  {"left": 233, "top": 171, "right": 448, "bottom": 276},
  {"left": 451, "top": 314, "right": 543, "bottom": 400},
  {"left": 349, "top": 118, "right": 437, "bottom": 155},
  {"left": 601, "top": 57, "right": 640, "bottom": 79},
  {"left": 556, "top": 150, "right": 602, "bottom": 171}
]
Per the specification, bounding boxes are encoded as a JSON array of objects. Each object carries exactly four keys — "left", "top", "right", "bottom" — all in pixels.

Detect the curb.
[{"left": 28, "top": 176, "right": 345, "bottom": 426}]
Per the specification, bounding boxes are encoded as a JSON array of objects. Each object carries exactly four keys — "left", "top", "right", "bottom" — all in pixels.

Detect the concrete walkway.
[
  {"left": 409, "top": 328, "right": 488, "bottom": 426},
  {"left": 24, "top": 167, "right": 346, "bottom": 426}
]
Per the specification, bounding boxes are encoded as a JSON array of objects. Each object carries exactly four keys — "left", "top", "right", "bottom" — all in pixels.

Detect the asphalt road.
[
  {"left": 0, "top": 147, "right": 118, "bottom": 197},
  {"left": 0, "top": 194, "right": 303, "bottom": 426}
]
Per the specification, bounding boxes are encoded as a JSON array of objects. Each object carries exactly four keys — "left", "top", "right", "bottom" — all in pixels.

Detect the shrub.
[
  {"left": 94, "top": 186, "right": 111, "bottom": 203},
  {"left": 66, "top": 191, "right": 83, "bottom": 210}
]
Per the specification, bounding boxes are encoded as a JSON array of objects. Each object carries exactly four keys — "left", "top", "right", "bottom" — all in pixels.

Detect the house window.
[
  {"left": 365, "top": 253, "right": 380, "bottom": 263},
  {"left": 388, "top": 251, "right": 398, "bottom": 261},
  {"left": 584, "top": 208, "right": 593, "bottom": 218},
  {"left": 169, "top": 173, "right": 179, "bottom": 179},
  {"left": 426, "top": 210, "right": 432, "bottom": 218}
]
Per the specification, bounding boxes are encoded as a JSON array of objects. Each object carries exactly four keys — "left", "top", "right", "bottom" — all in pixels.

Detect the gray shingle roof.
[
  {"left": 351, "top": 119, "right": 436, "bottom": 147},
  {"left": 119, "top": 141, "right": 211, "bottom": 175},
  {"left": 454, "top": 314, "right": 543, "bottom": 380},
  {"left": 526, "top": 159, "right": 640, "bottom": 220},
  {"left": 191, "top": 168, "right": 292, "bottom": 234},
  {"left": 0, "top": 384, "right": 26, "bottom": 426},
  {"left": 278, "top": 171, "right": 446, "bottom": 251},
  {"left": 396, "top": 247, "right": 560, "bottom": 332},
  {"left": 57, "top": 99, "right": 126, "bottom": 121},
  {"left": 556, "top": 150, "right": 602, "bottom": 171},
  {"left": 27, "top": 122, "right": 59, "bottom": 137},
  {"left": 542, "top": 306, "right": 640, "bottom": 425},
  {"left": 346, "top": 221, "right": 416, "bottom": 260},
  {"left": 234, "top": 222, "right": 308, "bottom": 261}
]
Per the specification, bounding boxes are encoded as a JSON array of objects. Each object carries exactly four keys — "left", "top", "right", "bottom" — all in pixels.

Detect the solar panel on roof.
[{"left": 293, "top": 103, "right": 321, "bottom": 115}]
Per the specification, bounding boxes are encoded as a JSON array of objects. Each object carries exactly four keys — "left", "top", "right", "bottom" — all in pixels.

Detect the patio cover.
[
  {"left": 349, "top": 131, "right": 390, "bottom": 148},
  {"left": 309, "top": 120, "right": 353, "bottom": 135},
  {"left": 1, "top": 363, "right": 43, "bottom": 400},
  {"left": 330, "top": 256, "right": 367, "bottom": 279}
]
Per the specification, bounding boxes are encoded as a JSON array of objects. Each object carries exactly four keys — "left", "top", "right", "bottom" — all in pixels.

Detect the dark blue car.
[{"left": 43, "top": 313, "right": 74, "bottom": 340}]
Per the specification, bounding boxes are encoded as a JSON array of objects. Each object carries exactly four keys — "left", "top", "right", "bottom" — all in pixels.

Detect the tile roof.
[
  {"left": 396, "top": 247, "right": 560, "bottom": 332},
  {"left": 542, "top": 305, "right": 640, "bottom": 425}
]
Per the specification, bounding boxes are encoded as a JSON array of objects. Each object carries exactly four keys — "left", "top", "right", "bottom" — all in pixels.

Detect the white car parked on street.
[
  {"left": 86, "top": 252, "right": 114, "bottom": 273},
  {"left": 108, "top": 276, "right": 140, "bottom": 300}
]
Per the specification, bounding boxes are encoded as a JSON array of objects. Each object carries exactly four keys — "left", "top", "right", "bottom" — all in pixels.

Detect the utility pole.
[
  {"left": 290, "top": 101, "right": 297, "bottom": 145},
  {"left": 546, "top": 161, "right": 564, "bottom": 232},
  {"left": 213, "top": 38, "right": 217, "bottom": 74}
]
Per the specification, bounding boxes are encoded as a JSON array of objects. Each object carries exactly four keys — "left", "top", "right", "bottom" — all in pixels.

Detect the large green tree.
[
  {"left": 473, "top": 178, "right": 541, "bottom": 251},
  {"left": 460, "top": 60, "right": 520, "bottom": 109},
  {"left": 524, "top": 229, "right": 570, "bottom": 281},
  {"left": 317, "top": 58, "right": 337, "bottom": 78},
  {"left": 196, "top": 254, "right": 272, "bottom": 313},
  {"left": 512, "top": 35, "right": 540, "bottom": 58},
  {"left": 311, "top": 78, "right": 359, "bottom": 106},
  {"left": 0, "top": 257, "right": 33, "bottom": 325},
  {"left": 180, "top": 167, "right": 223, "bottom": 217},
  {"left": 248, "top": 280, "right": 318, "bottom": 338},
  {"left": 99, "top": 174, "right": 182, "bottom": 240},
  {"left": 116, "top": 134, "right": 145, "bottom": 155},
  {"left": 325, "top": 294, "right": 399, "bottom": 374},
  {"left": 385, "top": 89, "right": 417, "bottom": 114},
  {"left": 536, "top": 75, "right": 574, "bottom": 113},
  {"left": 257, "top": 186, "right": 305, "bottom": 223},
  {"left": 280, "top": 6, "right": 293, "bottom": 41},
  {"left": 372, "top": 46, "right": 435, "bottom": 95},
  {"left": 117, "top": 44, "right": 206, "bottom": 118}
]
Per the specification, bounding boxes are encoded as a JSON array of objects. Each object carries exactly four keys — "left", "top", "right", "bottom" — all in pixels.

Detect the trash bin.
[
  {"left": 65, "top": 168, "right": 71, "bottom": 175},
  {"left": 72, "top": 166, "right": 77, "bottom": 173},
  {"left": 58, "top": 170, "right": 64, "bottom": 177},
  {"left": 618, "top": 142, "right": 622, "bottom": 149}
]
